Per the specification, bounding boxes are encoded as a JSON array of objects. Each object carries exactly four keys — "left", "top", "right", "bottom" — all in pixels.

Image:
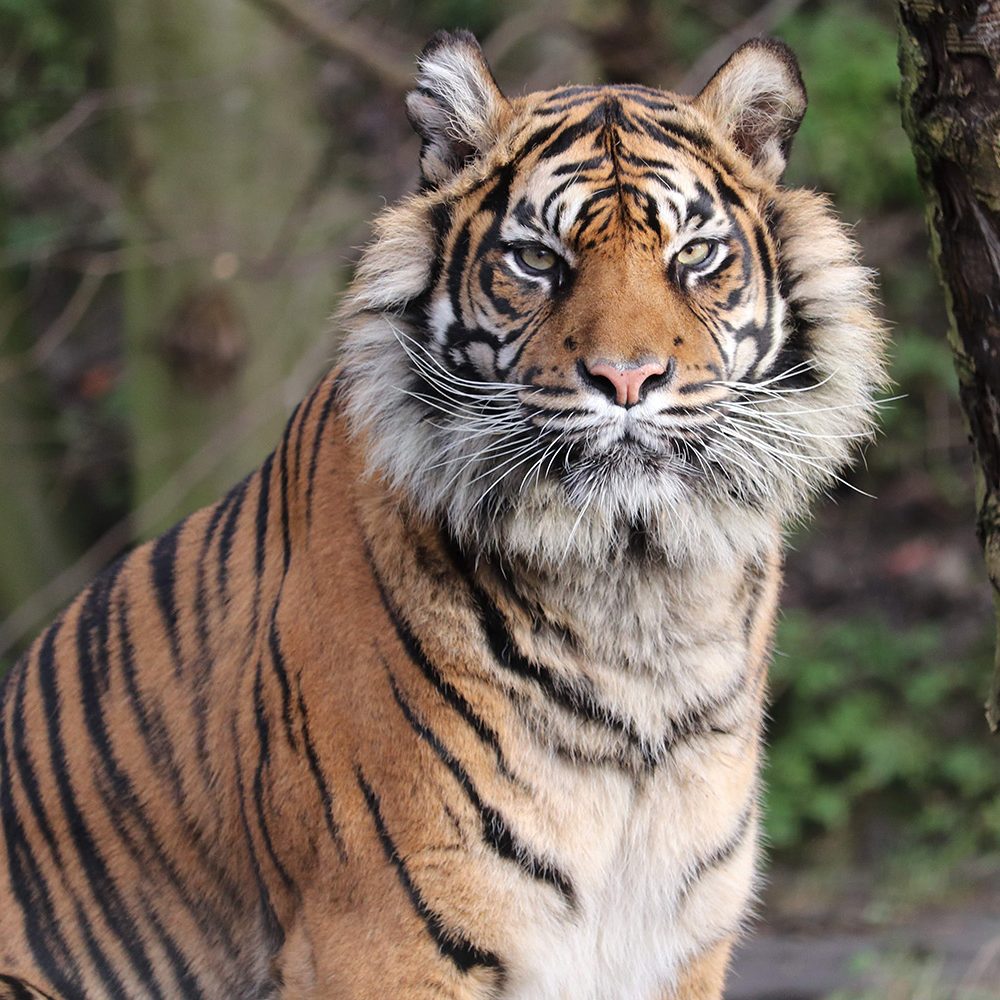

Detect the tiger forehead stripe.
[{"left": 481, "top": 98, "right": 756, "bottom": 254}]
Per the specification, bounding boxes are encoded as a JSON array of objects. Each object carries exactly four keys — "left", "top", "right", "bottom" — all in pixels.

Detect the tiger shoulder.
[{"left": 0, "top": 30, "right": 886, "bottom": 1000}]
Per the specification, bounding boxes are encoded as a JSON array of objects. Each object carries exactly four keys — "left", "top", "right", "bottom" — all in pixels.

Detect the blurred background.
[{"left": 1, "top": 1, "right": 998, "bottom": 996}]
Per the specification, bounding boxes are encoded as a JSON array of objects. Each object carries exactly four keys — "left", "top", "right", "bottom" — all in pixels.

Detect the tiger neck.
[
  {"left": 359, "top": 482, "right": 779, "bottom": 768},
  {"left": 459, "top": 533, "right": 770, "bottom": 676}
]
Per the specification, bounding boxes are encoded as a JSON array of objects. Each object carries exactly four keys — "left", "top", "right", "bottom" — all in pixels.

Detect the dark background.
[{"left": 2, "top": 1, "right": 998, "bottom": 995}]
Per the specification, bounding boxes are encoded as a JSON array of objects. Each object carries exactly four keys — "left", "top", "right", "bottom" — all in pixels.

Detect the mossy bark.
[{"left": 897, "top": 0, "right": 1000, "bottom": 730}]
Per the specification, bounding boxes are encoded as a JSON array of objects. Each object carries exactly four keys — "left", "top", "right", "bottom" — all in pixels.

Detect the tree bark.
[{"left": 897, "top": 0, "right": 1000, "bottom": 731}]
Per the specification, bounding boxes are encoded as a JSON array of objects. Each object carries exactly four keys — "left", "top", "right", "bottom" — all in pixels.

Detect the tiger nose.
[{"left": 582, "top": 359, "right": 672, "bottom": 407}]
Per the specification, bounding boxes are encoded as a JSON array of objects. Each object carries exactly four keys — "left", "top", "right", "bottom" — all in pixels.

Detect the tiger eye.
[
  {"left": 676, "top": 240, "right": 713, "bottom": 268},
  {"left": 515, "top": 245, "right": 559, "bottom": 273}
]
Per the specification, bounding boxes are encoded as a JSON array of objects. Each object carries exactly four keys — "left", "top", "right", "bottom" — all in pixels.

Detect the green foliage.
[
  {"left": 779, "top": 4, "right": 921, "bottom": 215},
  {"left": 766, "top": 613, "right": 1000, "bottom": 859},
  {"left": 0, "top": 0, "right": 99, "bottom": 147}
]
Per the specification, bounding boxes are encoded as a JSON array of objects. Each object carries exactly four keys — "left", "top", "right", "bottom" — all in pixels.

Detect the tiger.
[{"left": 0, "top": 30, "right": 887, "bottom": 1000}]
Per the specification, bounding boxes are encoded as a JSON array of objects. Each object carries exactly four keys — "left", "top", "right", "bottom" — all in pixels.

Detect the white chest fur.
[
  {"left": 497, "top": 733, "right": 759, "bottom": 1000},
  {"left": 454, "top": 543, "right": 768, "bottom": 998}
]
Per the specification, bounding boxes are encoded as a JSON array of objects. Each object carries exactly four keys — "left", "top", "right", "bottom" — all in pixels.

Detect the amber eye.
[
  {"left": 675, "top": 239, "right": 715, "bottom": 269},
  {"left": 514, "top": 244, "right": 560, "bottom": 274}
]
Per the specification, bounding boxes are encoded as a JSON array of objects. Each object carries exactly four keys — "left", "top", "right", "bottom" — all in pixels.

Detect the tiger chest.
[{"left": 495, "top": 736, "right": 759, "bottom": 1000}]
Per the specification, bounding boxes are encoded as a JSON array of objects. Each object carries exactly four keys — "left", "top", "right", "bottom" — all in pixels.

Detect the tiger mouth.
[{"left": 542, "top": 430, "right": 710, "bottom": 483}]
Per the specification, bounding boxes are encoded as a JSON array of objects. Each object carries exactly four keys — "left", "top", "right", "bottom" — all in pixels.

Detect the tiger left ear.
[
  {"left": 406, "top": 30, "right": 513, "bottom": 187},
  {"left": 694, "top": 38, "right": 807, "bottom": 182}
]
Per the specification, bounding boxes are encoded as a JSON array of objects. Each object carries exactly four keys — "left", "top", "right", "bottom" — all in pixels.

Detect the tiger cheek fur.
[{"left": 0, "top": 30, "right": 886, "bottom": 1000}]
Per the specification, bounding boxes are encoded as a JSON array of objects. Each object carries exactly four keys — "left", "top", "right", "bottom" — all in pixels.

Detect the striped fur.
[{"left": 0, "top": 33, "right": 886, "bottom": 999}]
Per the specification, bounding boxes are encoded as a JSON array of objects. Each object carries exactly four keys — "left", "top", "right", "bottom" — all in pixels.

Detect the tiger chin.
[{"left": 0, "top": 31, "right": 885, "bottom": 1000}]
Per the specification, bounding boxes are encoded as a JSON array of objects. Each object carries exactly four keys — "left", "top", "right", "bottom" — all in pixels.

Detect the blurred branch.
[
  {"left": 256, "top": 136, "right": 343, "bottom": 277},
  {"left": 56, "top": 149, "right": 123, "bottom": 215},
  {"left": 245, "top": 0, "right": 414, "bottom": 91},
  {"left": 30, "top": 271, "right": 105, "bottom": 369},
  {"left": 1, "top": 63, "right": 310, "bottom": 190},
  {"left": 483, "top": 3, "right": 573, "bottom": 67},
  {"left": 674, "top": 0, "right": 808, "bottom": 92},
  {"left": 0, "top": 236, "right": 203, "bottom": 272}
]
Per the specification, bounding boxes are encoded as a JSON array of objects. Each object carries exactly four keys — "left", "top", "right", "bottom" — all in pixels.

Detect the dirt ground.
[{"left": 729, "top": 869, "right": 1000, "bottom": 1000}]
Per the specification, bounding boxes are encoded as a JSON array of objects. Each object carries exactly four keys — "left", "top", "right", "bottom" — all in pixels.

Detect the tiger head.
[{"left": 342, "top": 32, "right": 887, "bottom": 565}]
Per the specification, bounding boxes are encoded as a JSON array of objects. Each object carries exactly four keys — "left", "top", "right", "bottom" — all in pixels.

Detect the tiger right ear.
[
  {"left": 694, "top": 38, "right": 807, "bottom": 182},
  {"left": 406, "top": 31, "right": 513, "bottom": 187}
]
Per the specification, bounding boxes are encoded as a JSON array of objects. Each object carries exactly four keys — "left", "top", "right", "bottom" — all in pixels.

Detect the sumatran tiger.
[{"left": 0, "top": 31, "right": 887, "bottom": 1000}]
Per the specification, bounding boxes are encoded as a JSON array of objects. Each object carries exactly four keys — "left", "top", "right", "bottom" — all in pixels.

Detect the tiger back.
[{"left": 0, "top": 32, "right": 886, "bottom": 1000}]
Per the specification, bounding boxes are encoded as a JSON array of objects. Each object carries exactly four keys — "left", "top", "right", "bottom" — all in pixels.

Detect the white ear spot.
[
  {"left": 406, "top": 30, "right": 512, "bottom": 186},
  {"left": 694, "top": 38, "right": 807, "bottom": 182}
]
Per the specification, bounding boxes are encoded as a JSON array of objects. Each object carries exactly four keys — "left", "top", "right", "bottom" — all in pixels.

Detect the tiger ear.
[
  {"left": 694, "top": 38, "right": 807, "bottom": 182},
  {"left": 406, "top": 30, "right": 513, "bottom": 187}
]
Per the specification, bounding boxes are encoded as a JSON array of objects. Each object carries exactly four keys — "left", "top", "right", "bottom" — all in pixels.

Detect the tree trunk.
[
  {"left": 112, "top": 0, "right": 352, "bottom": 534},
  {"left": 897, "top": 0, "right": 1000, "bottom": 731}
]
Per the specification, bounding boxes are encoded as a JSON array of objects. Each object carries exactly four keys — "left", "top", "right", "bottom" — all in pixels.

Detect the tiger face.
[{"left": 344, "top": 32, "right": 886, "bottom": 564}]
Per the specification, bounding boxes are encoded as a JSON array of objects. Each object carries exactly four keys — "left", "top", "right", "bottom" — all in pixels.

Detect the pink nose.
[{"left": 585, "top": 360, "right": 668, "bottom": 407}]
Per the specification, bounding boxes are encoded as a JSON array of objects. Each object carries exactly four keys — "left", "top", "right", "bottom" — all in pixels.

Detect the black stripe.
[
  {"left": 645, "top": 117, "right": 713, "bottom": 151},
  {"left": 387, "top": 670, "right": 575, "bottom": 907},
  {"left": 443, "top": 542, "right": 732, "bottom": 768},
  {"left": 0, "top": 974, "right": 56, "bottom": 1000},
  {"left": 216, "top": 477, "right": 249, "bottom": 599},
  {"left": 533, "top": 108, "right": 607, "bottom": 162},
  {"left": 230, "top": 715, "right": 285, "bottom": 955},
  {"left": 1, "top": 644, "right": 84, "bottom": 996},
  {"left": 195, "top": 494, "right": 233, "bottom": 661},
  {"left": 80, "top": 567, "right": 239, "bottom": 975},
  {"left": 466, "top": 577, "right": 653, "bottom": 763},
  {"left": 143, "top": 902, "right": 205, "bottom": 998},
  {"left": 535, "top": 94, "right": 603, "bottom": 115},
  {"left": 276, "top": 422, "right": 295, "bottom": 576},
  {"left": 292, "top": 379, "right": 322, "bottom": 481},
  {"left": 355, "top": 766, "right": 504, "bottom": 977},
  {"left": 678, "top": 803, "right": 755, "bottom": 900},
  {"left": 250, "top": 657, "right": 295, "bottom": 890},
  {"left": 71, "top": 566, "right": 168, "bottom": 998},
  {"left": 10, "top": 644, "right": 64, "bottom": 866},
  {"left": 306, "top": 376, "right": 342, "bottom": 524},
  {"left": 293, "top": 676, "right": 347, "bottom": 862},
  {"left": 552, "top": 156, "right": 605, "bottom": 176},
  {"left": 88, "top": 759, "right": 241, "bottom": 969},
  {"left": 193, "top": 493, "right": 235, "bottom": 783},
  {"left": 35, "top": 619, "right": 135, "bottom": 996},
  {"left": 251, "top": 453, "right": 274, "bottom": 634},
  {"left": 614, "top": 91, "right": 679, "bottom": 113},
  {"left": 514, "top": 120, "right": 566, "bottom": 159},
  {"left": 267, "top": 612, "right": 298, "bottom": 752},
  {"left": 115, "top": 591, "right": 187, "bottom": 809},
  {"left": 150, "top": 523, "right": 184, "bottom": 676},
  {"left": 363, "top": 547, "right": 515, "bottom": 780},
  {"left": 446, "top": 220, "right": 473, "bottom": 326},
  {"left": 112, "top": 588, "right": 248, "bottom": 938}
]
